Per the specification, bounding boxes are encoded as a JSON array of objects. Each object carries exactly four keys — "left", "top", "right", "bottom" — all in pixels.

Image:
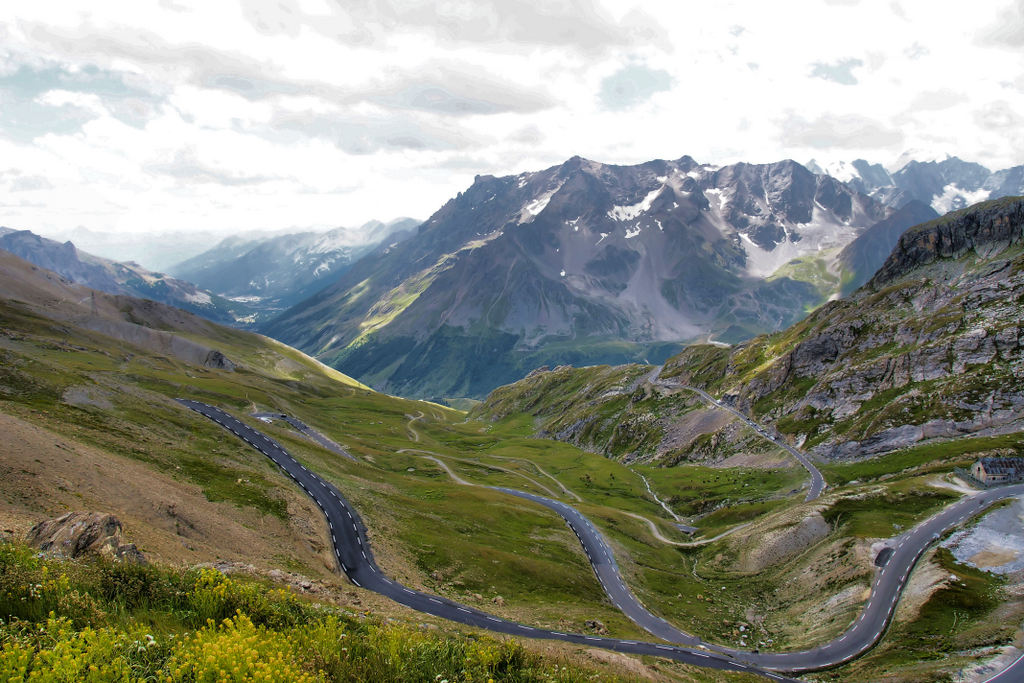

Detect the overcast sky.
[{"left": 1, "top": 0, "right": 1023, "bottom": 235}]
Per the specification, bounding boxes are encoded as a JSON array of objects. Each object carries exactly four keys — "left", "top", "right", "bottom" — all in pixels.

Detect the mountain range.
[
  {"left": 169, "top": 218, "right": 418, "bottom": 322},
  {"left": 474, "top": 195, "right": 1024, "bottom": 470},
  {"left": 0, "top": 227, "right": 252, "bottom": 326},
  {"left": 806, "top": 155, "right": 1024, "bottom": 215},
  {"left": 8, "top": 153, "right": 1024, "bottom": 402},
  {"left": 260, "top": 155, "right": 901, "bottom": 399}
]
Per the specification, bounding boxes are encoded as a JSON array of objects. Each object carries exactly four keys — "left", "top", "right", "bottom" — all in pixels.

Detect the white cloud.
[{"left": 0, "top": 0, "right": 1020, "bottom": 241}]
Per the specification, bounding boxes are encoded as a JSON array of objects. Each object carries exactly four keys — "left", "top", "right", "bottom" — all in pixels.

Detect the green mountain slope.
[{"left": 0, "top": 249, "right": 715, "bottom": 652}]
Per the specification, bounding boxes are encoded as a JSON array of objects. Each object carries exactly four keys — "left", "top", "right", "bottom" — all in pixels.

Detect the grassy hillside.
[
  {"left": 466, "top": 198, "right": 1024, "bottom": 680},
  {"left": 5, "top": 234, "right": 1024, "bottom": 682},
  {"left": 0, "top": 540, "right": 670, "bottom": 682}
]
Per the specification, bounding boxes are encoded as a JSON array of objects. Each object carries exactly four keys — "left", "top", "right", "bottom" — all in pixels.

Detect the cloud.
[
  {"left": 809, "top": 58, "right": 864, "bottom": 85},
  {"left": 598, "top": 64, "right": 671, "bottom": 111},
  {"left": 3, "top": 170, "right": 54, "bottom": 191},
  {"left": 780, "top": 113, "right": 904, "bottom": 149},
  {"left": 978, "top": 1, "right": 1024, "bottom": 48},
  {"left": 239, "top": 0, "right": 668, "bottom": 53},
  {"left": 367, "top": 65, "right": 555, "bottom": 116},
  {"left": 975, "top": 100, "right": 1022, "bottom": 130},
  {"left": 145, "top": 147, "right": 277, "bottom": 186},
  {"left": 904, "top": 42, "right": 928, "bottom": 59},
  {"left": 0, "top": 64, "right": 166, "bottom": 141},
  {"left": 24, "top": 22, "right": 553, "bottom": 117},
  {"left": 909, "top": 89, "right": 968, "bottom": 111},
  {"left": 266, "top": 109, "right": 481, "bottom": 155},
  {"left": 3, "top": 1, "right": 1024, "bottom": 235}
]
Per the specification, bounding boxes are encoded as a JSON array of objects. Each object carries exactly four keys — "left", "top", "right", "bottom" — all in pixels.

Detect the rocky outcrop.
[
  {"left": 870, "top": 196, "right": 1024, "bottom": 287},
  {"left": 27, "top": 512, "right": 146, "bottom": 563},
  {"left": 727, "top": 197, "right": 1024, "bottom": 460}
]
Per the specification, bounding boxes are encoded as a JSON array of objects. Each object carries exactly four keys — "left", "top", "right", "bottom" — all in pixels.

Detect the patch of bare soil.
[
  {"left": 740, "top": 512, "right": 830, "bottom": 573},
  {"left": 713, "top": 451, "right": 794, "bottom": 469},
  {"left": 971, "top": 549, "right": 1020, "bottom": 568},
  {"left": 891, "top": 548, "right": 954, "bottom": 624},
  {"left": 660, "top": 408, "right": 734, "bottom": 453},
  {"left": 0, "top": 409, "right": 335, "bottom": 578}
]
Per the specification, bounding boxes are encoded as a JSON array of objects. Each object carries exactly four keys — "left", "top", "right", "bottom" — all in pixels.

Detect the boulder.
[{"left": 26, "top": 512, "right": 146, "bottom": 564}]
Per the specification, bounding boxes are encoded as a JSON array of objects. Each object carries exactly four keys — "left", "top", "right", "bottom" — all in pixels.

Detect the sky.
[{"left": 1, "top": 0, "right": 1023, "bottom": 237}]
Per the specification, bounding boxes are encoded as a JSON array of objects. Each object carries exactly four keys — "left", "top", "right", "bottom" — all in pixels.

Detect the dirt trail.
[
  {"left": 405, "top": 412, "right": 424, "bottom": 443},
  {"left": 398, "top": 449, "right": 559, "bottom": 497},
  {"left": 484, "top": 454, "right": 583, "bottom": 501},
  {"left": 618, "top": 510, "right": 751, "bottom": 548}
]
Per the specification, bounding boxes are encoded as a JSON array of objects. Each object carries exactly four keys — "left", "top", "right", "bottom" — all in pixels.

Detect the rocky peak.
[{"left": 870, "top": 196, "right": 1024, "bottom": 288}]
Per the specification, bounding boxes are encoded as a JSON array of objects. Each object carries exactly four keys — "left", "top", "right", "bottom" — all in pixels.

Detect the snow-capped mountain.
[
  {"left": 262, "top": 155, "right": 895, "bottom": 399},
  {"left": 170, "top": 218, "right": 418, "bottom": 322},
  {"left": 809, "top": 156, "right": 1024, "bottom": 215}
]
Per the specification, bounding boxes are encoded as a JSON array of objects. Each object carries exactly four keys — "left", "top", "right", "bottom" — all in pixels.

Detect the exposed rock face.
[
  {"left": 720, "top": 197, "right": 1024, "bottom": 460},
  {"left": 203, "top": 350, "right": 236, "bottom": 371},
  {"left": 871, "top": 197, "right": 1024, "bottom": 287},
  {"left": 27, "top": 512, "right": 146, "bottom": 563}
]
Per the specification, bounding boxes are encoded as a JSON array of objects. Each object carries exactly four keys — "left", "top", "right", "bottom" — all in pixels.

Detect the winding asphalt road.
[
  {"left": 660, "top": 382, "right": 826, "bottom": 502},
  {"left": 177, "top": 398, "right": 1024, "bottom": 679},
  {"left": 252, "top": 412, "right": 357, "bottom": 462},
  {"left": 177, "top": 398, "right": 789, "bottom": 681}
]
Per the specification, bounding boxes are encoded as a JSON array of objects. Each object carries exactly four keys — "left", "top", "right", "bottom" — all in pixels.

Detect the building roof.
[{"left": 977, "top": 456, "right": 1024, "bottom": 475}]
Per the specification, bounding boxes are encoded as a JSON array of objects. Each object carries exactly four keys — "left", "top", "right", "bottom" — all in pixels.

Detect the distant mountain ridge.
[
  {"left": 262, "top": 155, "right": 897, "bottom": 399},
  {"left": 836, "top": 200, "right": 940, "bottom": 295},
  {"left": 0, "top": 229, "right": 251, "bottom": 326},
  {"left": 807, "top": 156, "right": 1024, "bottom": 215},
  {"left": 170, "top": 218, "right": 418, "bottom": 322}
]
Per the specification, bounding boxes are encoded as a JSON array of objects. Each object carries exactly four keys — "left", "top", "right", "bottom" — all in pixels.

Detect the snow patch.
[
  {"left": 821, "top": 160, "right": 858, "bottom": 183},
  {"left": 560, "top": 269, "right": 566, "bottom": 277},
  {"left": 518, "top": 182, "right": 564, "bottom": 224},
  {"left": 596, "top": 232, "right": 609, "bottom": 245},
  {"left": 655, "top": 219, "right": 664, "bottom": 231},
  {"left": 607, "top": 186, "right": 663, "bottom": 221},
  {"left": 931, "top": 183, "right": 990, "bottom": 215},
  {"left": 737, "top": 204, "right": 861, "bottom": 278},
  {"left": 942, "top": 496, "right": 1024, "bottom": 574},
  {"left": 523, "top": 195, "right": 551, "bottom": 217},
  {"left": 624, "top": 226, "right": 642, "bottom": 239},
  {"left": 656, "top": 175, "right": 668, "bottom": 183},
  {"left": 184, "top": 290, "right": 213, "bottom": 306},
  {"left": 705, "top": 188, "right": 729, "bottom": 212}
]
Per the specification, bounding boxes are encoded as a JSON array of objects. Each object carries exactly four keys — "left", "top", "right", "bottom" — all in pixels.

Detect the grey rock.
[{"left": 26, "top": 512, "right": 146, "bottom": 564}]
